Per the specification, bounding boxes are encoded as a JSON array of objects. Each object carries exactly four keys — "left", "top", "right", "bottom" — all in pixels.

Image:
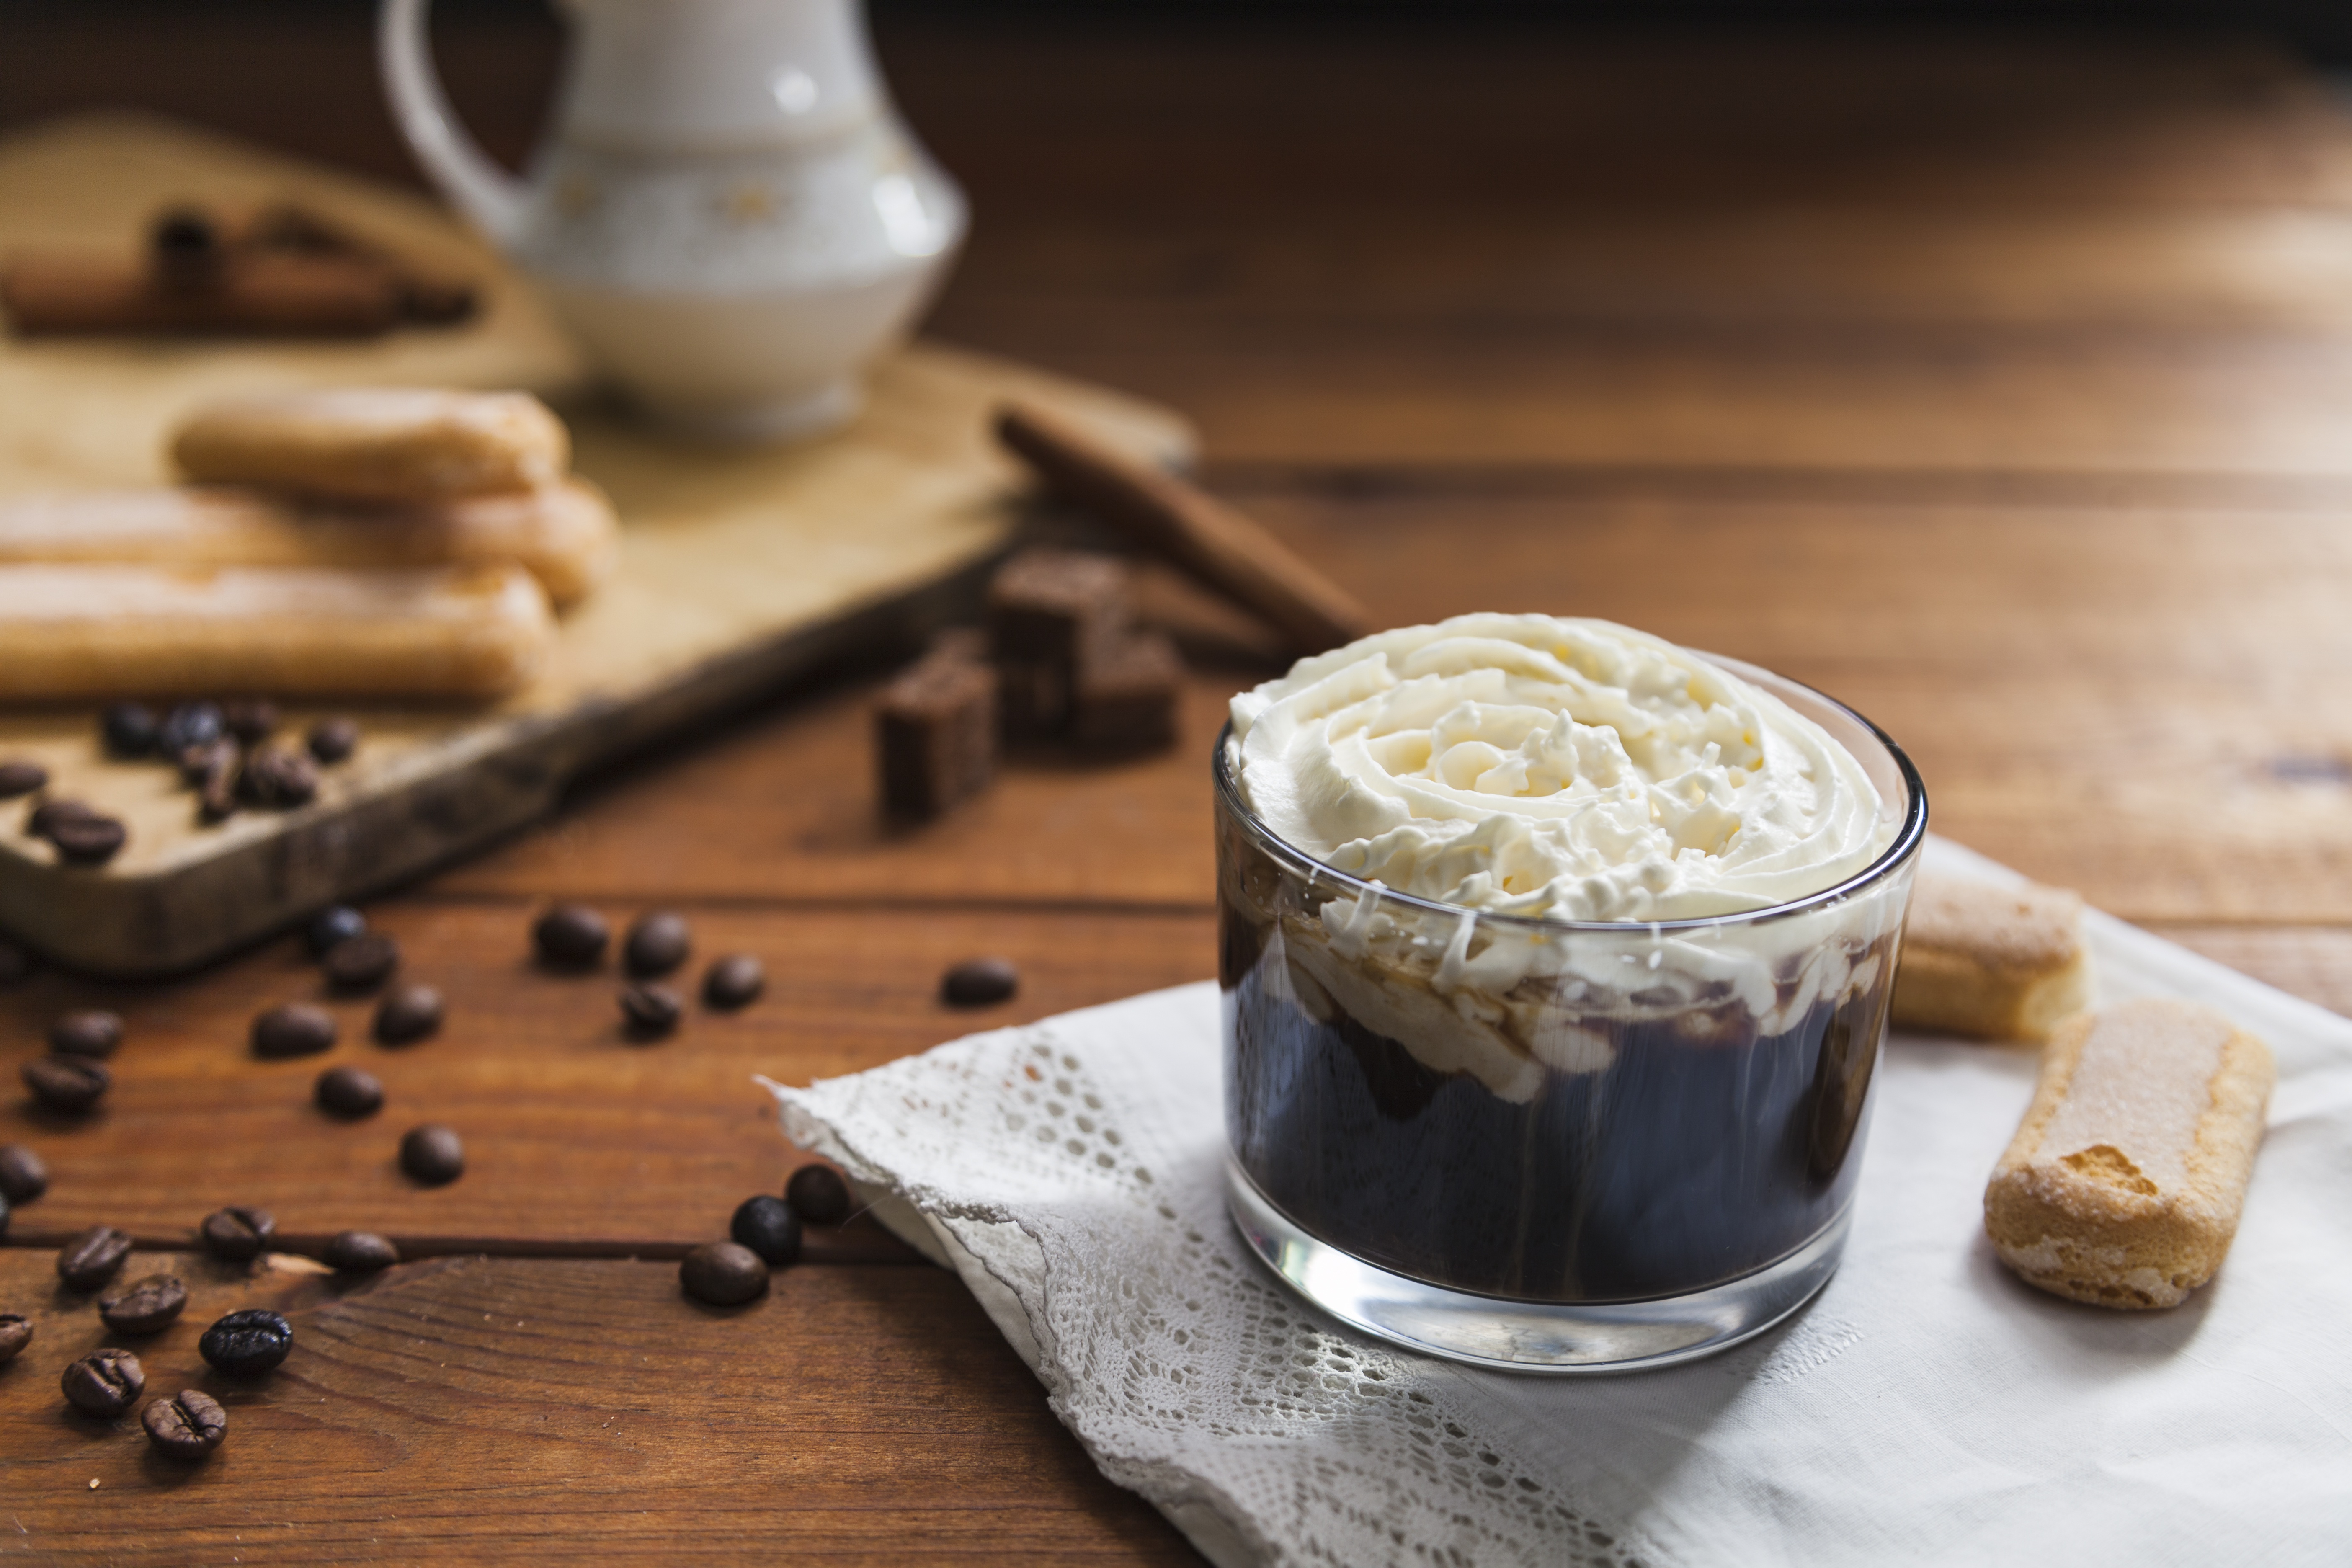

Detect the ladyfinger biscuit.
[
  {"left": 0, "top": 562, "right": 551, "bottom": 699},
  {"left": 1985, "top": 998, "right": 2272, "bottom": 1309},
  {"left": 0, "top": 480, "right": 617, "bottom": 608},
  {"left": 170, "top": 388, "right": 568, "bottom": 502},
  {"left": 1892, "top": 872, "right": 2090, "bottom": 1041}
]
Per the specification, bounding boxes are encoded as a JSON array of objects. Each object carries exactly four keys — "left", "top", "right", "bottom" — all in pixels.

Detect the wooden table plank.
[
  {"left": 0, "top": 1249, "right": 1195, "bottom": 1565},
  {"left": 0, "top": 905, "right": 1215, "bottom": 1246}
]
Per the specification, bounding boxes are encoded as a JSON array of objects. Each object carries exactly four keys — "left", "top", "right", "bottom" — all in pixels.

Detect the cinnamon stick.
[
  {"left": 995, "top": 403, "right": 1371, "bottom": 659},
  {"left": 2, "top": 251, "right": 403, "bottom": 338}
]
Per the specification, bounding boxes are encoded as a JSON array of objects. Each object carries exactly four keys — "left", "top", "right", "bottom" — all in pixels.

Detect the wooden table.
[{"left": 6, "top": 15, "right": 2352, "bottom": 1562}]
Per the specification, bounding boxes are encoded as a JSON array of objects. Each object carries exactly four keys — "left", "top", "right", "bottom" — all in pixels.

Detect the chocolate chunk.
[
  {"left": 0, "top": 760, "right": 48, "bottom": 797},
  {"left": 942, "top": 956, "right": 1019, "bottom": 1007},
  {"left": 877, "top": 648, "right": 999, "bottom": 820},
  {"left": 1070, "top": 628, "right": 1184, "bottom": 754},
  {"left": 987, "top": 548, "right": 1132, "bottom": 673},
  {"left": 307, "top": 715, "right": 361, "bottom": 764}
]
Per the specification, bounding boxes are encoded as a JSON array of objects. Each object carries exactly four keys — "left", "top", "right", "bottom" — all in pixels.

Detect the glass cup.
[{"left": 1217, "top": 657, "right": 1927, "bottom": 1372}]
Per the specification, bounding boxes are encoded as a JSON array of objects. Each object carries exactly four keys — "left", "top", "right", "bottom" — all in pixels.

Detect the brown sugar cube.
[
  {"left": 877, "top": 645, "right": 999, "bottom": 820},
  {"left": 1892, "top": 872, "right": 2091, "bottom": 1042},
  {"left": 988, "top": 549, "right": 1131, "bottom": 675},
  {"left": 1985, "top": 998, "right": 2273, "bottom": 1310},
  {"left": 1071, "top": 629, "right": 1184, "bottom": 755},
  {"left": 997, "top": 658, "right": 1071, "bottom": 740}
]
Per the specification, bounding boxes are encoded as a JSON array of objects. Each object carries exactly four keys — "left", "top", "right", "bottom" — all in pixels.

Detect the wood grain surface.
[{"left": 4, "top": 15, "right": 2351, "bottom": 1565}]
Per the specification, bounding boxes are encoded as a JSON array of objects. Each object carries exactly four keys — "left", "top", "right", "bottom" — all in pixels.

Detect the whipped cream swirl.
[{"left": 1230, "top": 614, "right": 1893, "bottom": 922}]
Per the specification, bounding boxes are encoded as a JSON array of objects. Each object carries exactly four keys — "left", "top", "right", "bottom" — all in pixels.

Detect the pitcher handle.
[{"left": 377, "top": 0, "right": 530, "bottom": 247}]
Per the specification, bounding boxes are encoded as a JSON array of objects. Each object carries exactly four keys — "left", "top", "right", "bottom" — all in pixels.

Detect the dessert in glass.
[{"left": 1218, "top": 614, "right": 1926, "bottom": 1372}]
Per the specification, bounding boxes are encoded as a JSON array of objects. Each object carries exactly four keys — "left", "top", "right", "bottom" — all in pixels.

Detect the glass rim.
[{"left": 1211, "top": 655, "right": 1929, "bottom": 936}]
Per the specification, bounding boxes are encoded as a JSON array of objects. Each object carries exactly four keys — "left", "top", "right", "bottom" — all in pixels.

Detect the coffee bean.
[
  {"left": 619, "top": 983, "right": 682, "bottom": 1039},
  {"left": 176, "top": 735, "right": 235, "bottom": 786},
  {"left": 199, "top": 1308, "right": 292, "bottom": 1376},
  {"left": 532, "top": 903, "right": 608, "bottom": 967},
  {"left": 679, "top": 1241, "right": 767, "bottom": 1306},
  {"left": 0, "top": 1313, "right": 30, "bottom": 1363},
  {"left": 307, "top": 904, "right": 367, "bottom": 955},
  {"left": 0, "top": 1191, "right": 8, "bottom": 1238},
  {"left": 941, "top": 956, "right": 1019, "bottom": 1007},
  {"left": 49, "top": 814, "right": 127, "bottom": 866},
  {"left": 23, "top": 1054, "right": 109, "bottom": 1113},
  {"left": 0, "top": 1143, "right": 48, "bottom": 1202},
  {"left": 307, "top": 716, "right": 360, "bottom": 765},
  {"left": 400, "top": 1123, "right": 464, "bottom": 1186},
  {"left": 57, "top": 1224, "right": 132, "bottom": 1290},
  {"left": 251, "top": 1001, "right": 336, "bottom": 1058},
  {"left": 195, "top": 741, "right": 241, "bottom": 823},
  {"left": 624, "top": 911, "right": 691, "bottom": 977},
  {"left": 199, "top": 1205, "right": 276, "bottom": 1261},
  {"left": 702, "top": 954, "right": 765, "bottom": 1011},
  {"left": 0, "top": 935, "right": 30, "bottom": 984},
  {"left": 315, "top": 1065, "right": 383, "bottom": 1118},
  {"left": 26, "top": 797, "right": 95, "bottom": 838},
  {"left": 374, "top": 983, "right": 444, "bottom": 1045},
  {"left": 0, "top": 760, "right": 46, "bottom": 797},
  {"left": 142, "top": 1389, "right": 228, "bottom": 1458},
  {"left": 61, "top": 1347, "right": 144, "bottom": 1416},
  {"left": 98, "top": 1273, "right": 188, "bottom": 1335},
  {"left": 730, "top": 1195, "right": 802, "bottom": 1265},
  {"left": 48, "top": 1009, "right": 123, "bottom": 1058},
  {"left": 222, "top": 699, "right": 279, "bottom": 746},
  {"left": 322, "top": 931, "right": 400, "bottom": 992},
  {"left": 239, "top": 745, "right": 318, "bottom": 808},
  {"left": 101, "top": 702, "right": 160, "bottom": 758},
  {"left": 156, "top": 701, "right": 224, "bottom": 755},
  {"left": 786, "top": 1163, "right": 854, "bottom": 1227},
  {"left": 322, "top": 1230, "right": 399, "bottom": 1274}
]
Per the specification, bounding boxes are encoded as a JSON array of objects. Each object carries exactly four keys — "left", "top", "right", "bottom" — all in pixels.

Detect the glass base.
[{"left": 1226, "top": 1161, "right": 1851, "bottom": 1374}]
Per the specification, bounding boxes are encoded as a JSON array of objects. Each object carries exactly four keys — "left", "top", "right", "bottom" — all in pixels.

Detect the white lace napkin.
[{"left": 770, "top": 838, "right": 2352, "bottom": 1568}]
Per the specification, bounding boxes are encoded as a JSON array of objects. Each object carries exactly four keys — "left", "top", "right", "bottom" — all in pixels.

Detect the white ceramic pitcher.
[{"left": 379, "top": 0, "right": 967, "bottom": 441}]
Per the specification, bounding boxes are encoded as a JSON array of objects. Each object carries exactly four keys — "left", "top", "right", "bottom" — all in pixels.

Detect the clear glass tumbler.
[{"left": 1218, "top": 658, "right": 1927, "bottom": 1372}]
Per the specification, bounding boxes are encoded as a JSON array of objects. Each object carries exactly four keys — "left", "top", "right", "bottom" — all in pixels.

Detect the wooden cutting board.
[{"left": 0, "top": 116, "right": 1192, "bottom": 976}]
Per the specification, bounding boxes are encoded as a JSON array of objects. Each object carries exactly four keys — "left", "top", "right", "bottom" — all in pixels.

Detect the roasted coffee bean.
[
  {"left": 221, "top": 699, "right": 279, "bottom": 745},
  {"left": 0, "top": 1142, "right": 48, "bottom": 1202},
  {"left": 941, "top": 956, "right": 1019, "bottom": 1007},
  {"left": 57, "top": 1224, "right": 132, "bottom": 1290},
  {"left": 307, "top": 716, "right": 361, "bottom": 765},
  {"left": 0, "top": 1313, "right": 30, "bottom": 1363},
  {"left": 152, "top": 207, "right": 221, "bottom": 284},
  {"left": 532, "top": 903, "right": 608, "bottom": 967},
  {"left": 98, "top": 1273, "right": 188, "bottom": 1335},
  {"left": 239, "top": 746, "right": 318, "bottom": 808},
  {"left": 786, "top": 1163, "right": 854, "bottom": 1227},
  {"left": 156, "top": 701, "right": 224, "bottom": 756},
  {"left": 322, "top": 931, "right": 400, "bottom": 992},
  {"left": 619, "top": 983, "right": 682, "bottom": 1039},
  {"left": 199, "top": 1308, "right": 292, "bottom": 1376},
  {"left": 176, "top": 735, "right": 235, "bottom": 786},
  {"left": 101, "top": 701, "right": 160, "bottom": 758},
  {"left": 196, "top": 742, "right": 242, "bottom": 823},
  {"left": 306, "top": 904, "right": 367, "bottom": 955},
  {"left": 702, "top": 954, "right": 765, "bottom": 1011},
  {"left": 251, "top": 1001, "right": 336, "bottom": 1058},
  {"left": 679, "top": 1240, "right": 768, "bottom": 1306},
  {"left": 0, "top": 1190, "right": 8, "bottom": 1238},
  {"left": 26, "top": 797, "right": 95, "bottom": 839},
  {"left": 400, "top": 1123, "right": 464, "bottom": 1186},
  {"left": 199, "top": 1205, "right": 276, "bottom": 1261},
  {"left": 0, "top": 935, "right": 30, "bottom": 984},
  {"left": 321, "top": 1230, "right": 399, "bottom": 1274},
  {"left": 624, "top": 911, "right": 691, "bottom": 977},
  {"left": 315, "top": 1065, "right": 383, "bottom": 1118},
  {"left": 61, "top": 1347, "right": 144, "bottom": 1416},
  {"left": 730, "top": 1195, "right": 802, "bottom": 1265},
  {"left": 0, "top": 760, "right": 46, "bottom": 797},
  {"left": 142, "top": 1389, "right": 228, "bottom": 1458},
  {"left": 48, "top": 1009, "right": 123, "bottom": 1058},
  {"left": 374, "top": 983, "right": 444, "bottom": 1045},
  {"left": 23, "top": 1054, "right": 109, "bottom": 1113},
  {"left": 49, "top": 813, "right": 127, "bottom": 865}
]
